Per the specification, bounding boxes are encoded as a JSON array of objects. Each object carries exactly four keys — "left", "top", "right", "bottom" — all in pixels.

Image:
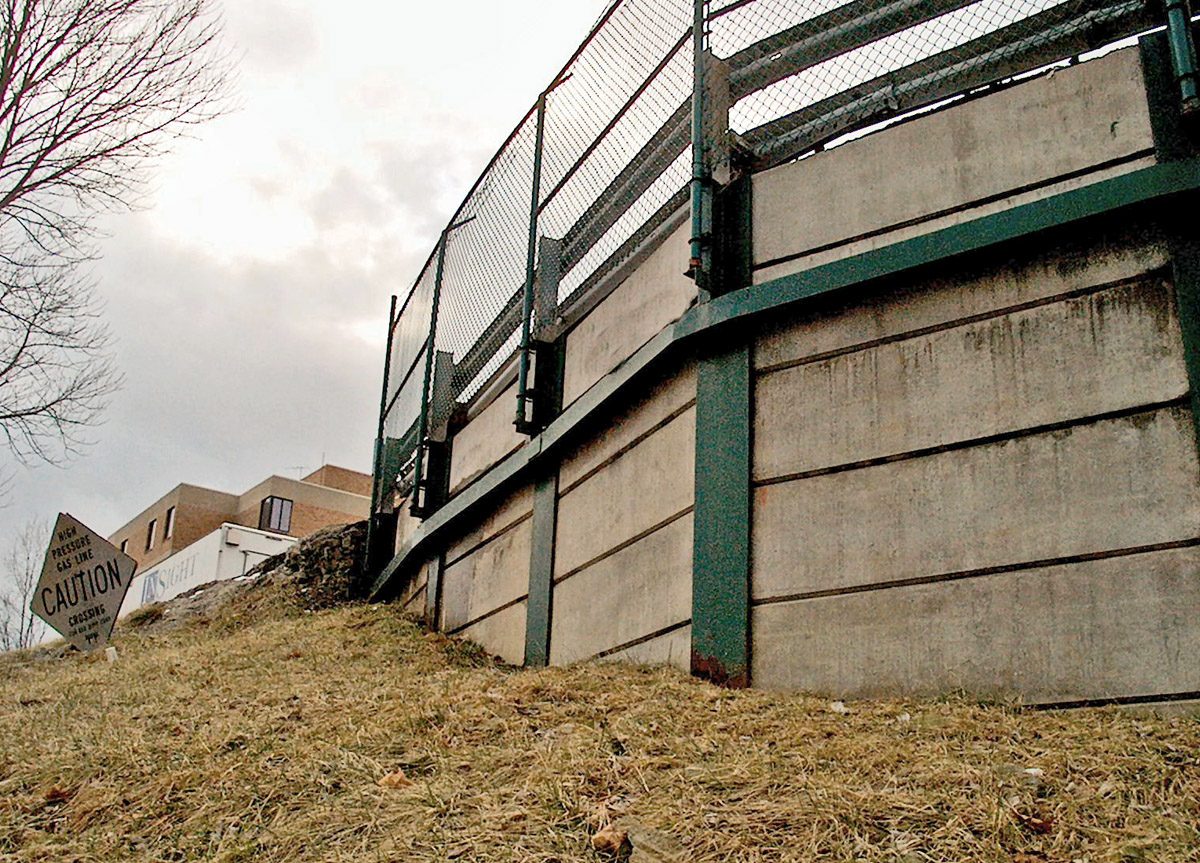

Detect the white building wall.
[{"left": 119, "top": 524, "right": 295, "bottom": 616}]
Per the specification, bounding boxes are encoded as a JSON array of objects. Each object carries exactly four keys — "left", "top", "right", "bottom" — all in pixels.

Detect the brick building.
[{"left": 109, "top": 465, "right": 371, "bottom": 571}]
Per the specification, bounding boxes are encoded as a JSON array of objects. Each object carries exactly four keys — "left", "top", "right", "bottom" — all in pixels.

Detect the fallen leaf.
[
  {"left": 592, "top": 823, "right": 629, "bottom": 854},
  {"left": 44, "top": 786, "right": 74, "bottom": 805},
  {"left": 377, "top": 769, "right": 413, "bottom": 789},
  {"left": 1012, "top": 806, "right": 1055, "bottom": 835}
]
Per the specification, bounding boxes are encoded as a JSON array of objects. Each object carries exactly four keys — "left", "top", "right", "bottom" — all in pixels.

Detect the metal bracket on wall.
[{"left": 1163, "top": 0, "right": 1199, "bottom": 117}]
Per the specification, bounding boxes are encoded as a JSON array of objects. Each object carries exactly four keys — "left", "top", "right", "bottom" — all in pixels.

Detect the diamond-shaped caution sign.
[{"left": 32, "top": 513, "right": 137, "bottom": 652}]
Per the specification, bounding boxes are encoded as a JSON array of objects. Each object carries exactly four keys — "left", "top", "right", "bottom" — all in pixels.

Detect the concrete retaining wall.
[{"left": 388, "top": 42, "right": 1200, "bottom": 703}]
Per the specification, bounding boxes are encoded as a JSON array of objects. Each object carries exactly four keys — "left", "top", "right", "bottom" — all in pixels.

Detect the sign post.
[{"left": 32, "top": 513, "right": 137, "bottom": 652}]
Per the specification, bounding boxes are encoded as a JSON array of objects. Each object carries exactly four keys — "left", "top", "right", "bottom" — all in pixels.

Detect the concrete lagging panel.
[
  {"left": 559, "top": 361, "right": 697, "bottom": 492},
  {"left": 438, "top": 482, "right": 533, "bottom": 635},
  {"left": 554, "top": 406, "right": 696, "bottom": 579},
  {"left": 752, "top": 546, "right": 1200, "bottom": 701},
  {"left": 755, "top": 229, "right": 1170, "bottom": 372},
  {"left": 753, "top": 406, "right": 1200, "bottom": 600},
  {"left": 752, "top": 48, "right": 1154, "bottom": 278},
  {"left": 562, "top": 223, "right": 697, "bottom": 406},
  {"left": 458, "top": 600, "right": 527, "bottom": 666},
  {"left": 447, "top": 381, "right": 526, "bottom": 495},
  {"left": 600, "top": 625, "right": 692, "bottom": 671},
  {"left": 393, "top": 497, "right": 425, "bottom": 552},
  {"left": 755, "top": 277, "right": 1188, "bottom": 480},
  {"left": 751, "top": 157, "right": 1158, "bottom": 285},
  {"left": 398, "top": 563, "right": 428, "bottom": 614},
  {"left": 445, "top": 483, "right": 533, "bottom": 563},
  {"left": 441, "top": 519, "right": 532, "bottom": 633},
  {"left": 550, "top": 513, "right": 693, "bottom": 665}
]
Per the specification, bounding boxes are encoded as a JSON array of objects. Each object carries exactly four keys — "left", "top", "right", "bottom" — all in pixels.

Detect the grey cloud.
[
  {"left": 228, "top": 2, "right": 318, "bottom": 74},
  {"left": 313, "top": 170, "right": 385, "bottom": 230},
  {"left": 5, "top": 215, "right": 390, "bottom": 537}
]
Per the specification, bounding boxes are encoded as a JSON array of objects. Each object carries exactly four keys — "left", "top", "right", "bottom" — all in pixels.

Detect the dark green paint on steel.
[
  {"left": 424, "top": 553, "right": 445, "bottom": 632},
  {"left": 1142, "top": 30, "right": 1200, "bottom": 474},
  {"left": 370, "top": 159, "right": 1200, "bottom": 603},
  {"left": 691, "top": 340, "right": 751, "bottom": 688},
  {"left": 524, "top": 467, "right": 559, "bottom": 667},
  {"left": 1142, "top": 30, "right": 1199, "bottom": 162},
  {"left": 711, "top": 173, "right": 753, "bottom": 297},
  {"left": 678, "top": 159, "right": 1200, "bottom": 340}
]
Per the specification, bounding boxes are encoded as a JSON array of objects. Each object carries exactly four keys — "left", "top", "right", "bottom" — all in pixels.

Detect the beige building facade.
[{"left": 110, "top": 466, "right": 371, "bottom": 571}]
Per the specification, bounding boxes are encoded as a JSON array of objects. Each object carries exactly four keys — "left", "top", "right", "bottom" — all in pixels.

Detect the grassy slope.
[{"left": 0, "top": 604, "right": 1198, "bottom": 863}]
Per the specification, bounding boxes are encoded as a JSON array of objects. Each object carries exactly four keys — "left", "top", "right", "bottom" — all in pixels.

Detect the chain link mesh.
[
  {"left": 376, "top": 0, "right": 1156, "bottom": 512},
  {"left": 538, "top": 0, "right": 694, "bottom": 302}
]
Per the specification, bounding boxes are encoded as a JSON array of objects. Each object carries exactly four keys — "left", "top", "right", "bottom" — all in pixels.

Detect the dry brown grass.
[{"left": 0, "top": 603, "right": 1197, "bottom": 862}]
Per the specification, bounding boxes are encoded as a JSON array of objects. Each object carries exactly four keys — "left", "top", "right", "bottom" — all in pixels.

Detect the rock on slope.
[{"left": 123, "top": 521, "right": 369, "bottom": 632}]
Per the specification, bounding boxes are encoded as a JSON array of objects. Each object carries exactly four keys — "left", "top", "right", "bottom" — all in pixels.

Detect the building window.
[
  {"left": 258, "top": 496, "right": 293, "bottom": 534},
  {"left": 120, "top": 539, "right": 128, "bottom": 554},
  {"left": 164, "top": 506, "right": 176, "bottom": 540},
  {"left": 146, "top": 518, "right": 157, "bottom": 551}
]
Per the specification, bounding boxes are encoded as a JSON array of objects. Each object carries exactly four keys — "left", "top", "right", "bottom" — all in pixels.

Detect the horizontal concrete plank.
[
  {"left": 755, "top": 278, "right": 1187, "bottom": 480},
  {"left": 445, "top": 483, "right": 533, "bottom": 565},
  {"left": 752, "top": 545, "right": 1200, "bottom": 701},
  {"left": 459, "top": 600, "right": 527, "bottom": 667},
  {"left": 602, "top": 625, "right": 691, "bottom": 672},
  {"left": 394, "top": 498, "right": 426, "bottom": 552},
  {"left": 753, "top": 406, "right": 1200, "bottom": 599},
  {"left": 448, "top": 382, "right": 525, "bottom": 495},
  {"left": 555, "top": 407, "right": 696, "bottom": 578},
  {"left": 563, "top": 223, "right": 696, "bottom": 406},
  {"left": 441, "top": 519, "right": 531, "bottom": 632},
  {"left": 755, "top": 225, "right": 1169, "bottom": 371},
  {"left": 752, "top": 157, "right": 1157, "bottom": 286},
  {"left": 550, "top": 514, "right": 693, "bottom": 666},
  {"left": 560, "top": 361, "right": 697, "bottom": 492},
  {"left": 753, "top": 48, "right": 1153, "bottom": 270},
  {"left": 395, "top": 560, "right": 429, "bottom": 611}
]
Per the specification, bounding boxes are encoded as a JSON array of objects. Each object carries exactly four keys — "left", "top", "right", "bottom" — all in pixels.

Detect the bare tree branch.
[
  {"left": 0, "top": 0, "right": 230, "bottom": 466},
  {"left": 0, "top": 515, "right": 49, "bottom": 650}
]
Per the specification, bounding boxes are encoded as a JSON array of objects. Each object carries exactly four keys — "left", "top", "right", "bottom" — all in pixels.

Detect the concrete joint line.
[
  {"left": 556, "top": 397, "right": 699, "bottom": 498},
  {"left": 752, "top": 536, "right": 1200, "bottom": 608},
  {"left": 552, "top": 506, "right": 695, "bottom": 587},
  {"left": 446, "top": 592, "right": 530, "bottom": 637},
  {"left": 592, "top": 619, "right": 693, "bottom": 661},
  {"left": 754, "top": 396, "right": 1191, "bottom": 488},
  {"left": 443, "top": 510, "right": 534, "bottom": 570}
]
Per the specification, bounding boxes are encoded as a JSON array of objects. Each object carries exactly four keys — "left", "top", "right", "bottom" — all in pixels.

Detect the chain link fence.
[{"left": 374, "top": 0, "right": 1158, "bottom": 518}]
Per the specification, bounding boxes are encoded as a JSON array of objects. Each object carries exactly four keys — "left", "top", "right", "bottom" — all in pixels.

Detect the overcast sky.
[{"left": 2, "top": 0, "right": 609, "bottom": 539}]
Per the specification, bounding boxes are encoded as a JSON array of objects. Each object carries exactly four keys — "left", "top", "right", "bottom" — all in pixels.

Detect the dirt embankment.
[{"left": 121, "top": 521, "right": 369, "bottom": 633}]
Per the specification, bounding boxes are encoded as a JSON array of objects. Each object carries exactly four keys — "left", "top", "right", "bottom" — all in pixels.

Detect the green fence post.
[
  {"left": 367, "top": 294, "right": 399, "bottom": 574},
  {"left": 524, "top": 467, "right": 559, "bottom": 667},
  {"left": 424, "top": 553, "right": 445, "bottom": 633},
  {"left": 691, "top": 339, "right": 752, "bottom": 687}
]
